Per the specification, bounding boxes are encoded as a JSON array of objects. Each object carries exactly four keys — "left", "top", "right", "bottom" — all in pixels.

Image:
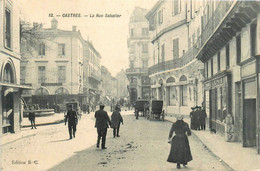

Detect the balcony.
[
  {"left": 88, "top": 73, "right": 101, "bottom": 83},
  {"left": 126, "top": 68, "right": 148, "bottom": 76},
  {"left": 197, "top": 1, "right": 259, "bottom": 62},
  {"left": 148, "top": 44, "right": 199, "bottom": 75}
]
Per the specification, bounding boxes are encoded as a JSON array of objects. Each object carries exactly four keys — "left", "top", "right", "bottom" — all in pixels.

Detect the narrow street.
[{"left": 2, "top": 109, "right": 229, "bottom": 171}]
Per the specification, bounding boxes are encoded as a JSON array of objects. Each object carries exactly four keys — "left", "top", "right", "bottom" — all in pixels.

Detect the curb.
[
  {"left": 22, "top": 119, "right": 64, "bottom": 128},
  {"left": 1, "top": 133, "right": 37, "bottom": 147},
  {"left": 165, "top": 118, "right": 235, "bottom": 171}
]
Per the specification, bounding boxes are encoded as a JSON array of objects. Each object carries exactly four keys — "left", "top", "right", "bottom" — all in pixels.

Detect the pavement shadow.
[
  {"left": 50, "top": 139, "right": 71, "bottom": 143},
  {"left": 48, "top": 144, "right": 109, "bottom": 171}
]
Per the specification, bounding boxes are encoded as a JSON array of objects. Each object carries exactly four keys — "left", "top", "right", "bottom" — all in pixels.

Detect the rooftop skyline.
[{"left": 17, "top": 0, "right": 157, "bottom": 76}]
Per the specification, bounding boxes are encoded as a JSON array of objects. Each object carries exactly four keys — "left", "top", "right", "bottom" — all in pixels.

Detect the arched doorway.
[
  {"left": 2, "top": 63, "right": 15, "bottom": 133},
  {"left": 166, "top": 77, "right": 176, "bottom": 106}
]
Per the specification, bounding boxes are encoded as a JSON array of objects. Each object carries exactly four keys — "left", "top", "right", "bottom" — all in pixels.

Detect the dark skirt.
[{"left": 167, "top": 134, "right": 192, "bottom": 164}]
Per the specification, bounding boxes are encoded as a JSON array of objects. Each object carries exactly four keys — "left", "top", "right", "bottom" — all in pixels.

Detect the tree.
[{"left": 20, "top": 20, "right": 46, "bottom": 56}]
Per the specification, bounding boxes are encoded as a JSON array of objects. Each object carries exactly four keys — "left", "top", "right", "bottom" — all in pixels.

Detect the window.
[
  {"left": 217, "top": 52, "right": 220, "bottom": 72},
  {"left": 38, "top": 66, "right": 46, "bottom": 83},
  {"left": 250, "top": 23, "right": 256, "bottom": 57},
  {"left": 130, "top": 60, "right": 134, "bottom": 68},
  {"left": 58, "top": 44, "right": 65, "bottom": 56},
  {"left": 38, "top": 43, "right": 45, "bottom": 56},
  {"left": 5, "top": 8, "right": 11, "bottom": 49},
  {"left": 173, "top": 38, "right": 179, "bottom": 59},
  {"left": 142, "top": 43, "right": 148, "bottom": 53},
  {"left": 161, "top": 44, "right": 165, "bottom": 62},
  {"left": 131, "top": 29, "right": 134, "bottom": 37},
  {"left": 20, "top": 66, "right": 26, "bottom": 83},
  {"left": 58, "top": 66, "right": 66, "bottom": 83},
  {"left": 142, "top": 28, "right": 149, "bottom": 35},
  {"left": 173, "top": 0, "right": 179, "bottom": 16},
  {"left": 181, "top": 85, "right": 187, "bottom": 106},
  {"left": 226, "top": 44, "right": 230, "bottom": 69},
  {"left": 142, "top": 60, "right": 148, "bottom": 68},
  {"left": 158, "top": 10, "right": 163, "bottom": 25},
  {"left": 236, "top": 34, "right": 241, "bottom": 64},
  {"left": 3, "top": 64, "right": 14, "bottom": 83}
]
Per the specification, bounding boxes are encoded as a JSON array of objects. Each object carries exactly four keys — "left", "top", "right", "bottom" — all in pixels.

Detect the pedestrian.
[
  {"left": 199, "top": 107, "right": 207, "bottom": 130},
  {"left": 65, "top": 105, "right": 78, "bottom": 139},
  {"left": 190, "top": 107, "right": 196, "bottom": 130},
  {"left": 95, "top": 104, "right": 111, "bottom": 149},
  {"left": 111, "top": 105, "right": 123, "bottom": 138},
  {"left": 167, "top": 116, "right": 192, "bottom": 169},
  {"left": 193, "top": 106, "right": 200, "bottom": 130},
  {"left": 28, "top": 107, "right": 37, "bottom": 129}
]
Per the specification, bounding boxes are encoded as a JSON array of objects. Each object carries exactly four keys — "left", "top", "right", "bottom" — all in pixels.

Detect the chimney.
[
  {"left": 72, "top": 25, "right": 77, "bottom": 31},
  {"left": 51, "top": 18, "right": 58, "bottom": 29}
]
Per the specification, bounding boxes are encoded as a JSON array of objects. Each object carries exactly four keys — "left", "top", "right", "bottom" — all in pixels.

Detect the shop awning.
[{"left": 0, "top": 82, "right": 33, "bottom": 90}]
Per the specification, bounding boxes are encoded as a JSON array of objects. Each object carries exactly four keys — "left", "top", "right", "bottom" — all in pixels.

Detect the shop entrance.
[
  {"left": 243, "top": 99, "right": 256, "bottom": 147},
  {"left": 2, "top": 91, "right": 14, "bottom": 133},
  {"left": 243, "top": 80, "right": 257, "bottom": 147}
]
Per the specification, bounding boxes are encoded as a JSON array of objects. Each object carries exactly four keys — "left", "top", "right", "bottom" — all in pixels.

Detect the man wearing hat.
[
  {"left": 111, "top": 105, "right": 123, "bottom": 138},
  {"left": 95, "top": 104, "right": 111, "bottom": 149},
  {"left": 65, "top": 105, "right": 78, "bottom": 139}
]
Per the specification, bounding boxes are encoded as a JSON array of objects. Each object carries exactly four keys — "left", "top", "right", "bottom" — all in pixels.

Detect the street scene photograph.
[{"left": 1, "top": 0, "right": 260, "bottom": 170}]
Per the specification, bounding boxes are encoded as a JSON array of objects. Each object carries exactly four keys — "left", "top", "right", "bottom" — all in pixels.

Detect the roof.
[{"left": 145, "top": 0, "right": 165, "bottom": 19}]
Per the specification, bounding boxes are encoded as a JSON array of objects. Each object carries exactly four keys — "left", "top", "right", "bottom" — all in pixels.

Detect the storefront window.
[
  {"left": 181, "top": 85, "right": 187, "bottom": 106},
  {"left": 169, "top": 86, "right": 177, "bottom": 106}
]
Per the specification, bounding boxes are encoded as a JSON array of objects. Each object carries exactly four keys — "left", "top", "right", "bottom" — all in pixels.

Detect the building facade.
[
  {"left": 196, "top": 1, "right": 260, "bottom": 153},
  {"left": 0, "top": 0, "right": 31, "bottom": 134},
  {"left": 146, "top": 0, "right": 204, "bottom": 116},
  {"left": 20, "top": 19, "right": 85, "bottom": 111},
  {"left": 126, "top": 7, "right": 151, "bottom": 104},
  {"left": 115, "top": 69, "right": 128, "bottom": 99},
  {"left": 83, "top": 40, "right": 101, "bottom": 106}
]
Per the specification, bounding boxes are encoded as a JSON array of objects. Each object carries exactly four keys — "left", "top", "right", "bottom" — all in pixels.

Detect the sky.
[{"left": 17, "top": 0, "right": 157, "bottom": 76}]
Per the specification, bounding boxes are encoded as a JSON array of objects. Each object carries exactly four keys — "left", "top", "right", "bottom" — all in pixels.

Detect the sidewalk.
[
  {"left": 22, "top": 113, "right": 65, "bottom": 127},
  {"left": 165, "top": 115, "right": 260, "bottom": 171},
  {"left": 1, "top": 113, "right": 65, "bottom": 146}
]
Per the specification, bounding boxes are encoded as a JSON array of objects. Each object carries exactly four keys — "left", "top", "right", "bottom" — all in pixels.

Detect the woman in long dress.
[{"left": 167, "top": 116, "right": 192, "bottom": 169}]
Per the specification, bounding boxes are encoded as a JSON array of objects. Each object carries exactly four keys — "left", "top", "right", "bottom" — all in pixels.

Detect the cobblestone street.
[{"left": 2, "top": 111, "right": 228, "bottom": 171}]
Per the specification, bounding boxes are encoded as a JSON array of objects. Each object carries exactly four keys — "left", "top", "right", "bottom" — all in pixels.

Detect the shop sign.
[
  {"left": 41, "top": 83, "right": 62, "bottom": 86},
  {"left": 211, "top": 78, "right": 223, "bottom": 87}
]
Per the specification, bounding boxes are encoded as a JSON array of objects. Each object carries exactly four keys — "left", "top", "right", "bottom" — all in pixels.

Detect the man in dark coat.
[
  {"left": 193, "top": 106, "right": 200, "bottom": 130},
  {"left": 65, "top": 105, "right": 78, "bottom": 139},
  {"left": 28, "top": 107, "right": 37, "bottom": 129},
  {"left": 111, "top": 105, "right": 123, "bottom": 138},
  {"left": 167, "top": 116, "right": 192, "bottom": 169},
  {"left": 95, "top": 104, "right": 111, "bottom": 149},
  {"left": 199, "top": 107, "right": 207, "bottom": 130}
]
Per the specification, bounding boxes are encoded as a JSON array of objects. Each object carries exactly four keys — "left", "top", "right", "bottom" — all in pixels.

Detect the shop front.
[{"left": 204, "top": 71, "right": 232, "bottom": 135}]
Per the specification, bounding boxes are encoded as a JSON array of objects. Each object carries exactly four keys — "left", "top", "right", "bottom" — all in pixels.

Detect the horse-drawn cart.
[
  {"left": 134, "top": 99, "right": 149, "bottom": 119},
  {"left": 148, "top": 100, "right": 164, "bottom": 121}
]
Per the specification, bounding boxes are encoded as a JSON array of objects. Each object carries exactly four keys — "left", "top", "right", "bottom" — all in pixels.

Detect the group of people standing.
[{"left": 190, "top": 106, "right": 207, "bottom": 130}]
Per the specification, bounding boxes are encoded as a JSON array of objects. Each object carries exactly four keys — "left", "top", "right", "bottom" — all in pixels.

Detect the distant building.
[
  {"left": 20, "top": 19, "right": 85, "bottom": 111},
  {"left": 83, "top": 40, "right": 102, "bottom": 105},
  {"left": 0, "top": 0, "right": 32, "bottom": 134},
  {"left": 126, "top": 7, "right": 151, "bottom": 104},
  {"left": 115, "top": 69, "right": 128, "bottom": 99}
]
